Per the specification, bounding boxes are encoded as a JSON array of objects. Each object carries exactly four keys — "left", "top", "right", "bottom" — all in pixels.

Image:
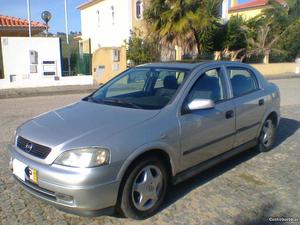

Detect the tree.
[
  {"left": 126, "top": 29, "right": 161, "bottom": 66},
  {"left": 144, "top": 0, "right": 222, "bottom": 57},
  {"left": 211, "top": 15, "right": 249, "bottom": 61},
  {"left": 243, "top": 0, "right": 300, "bottom": 63},
  {"left": 271, "top": 0, "right": 300, "bottom": 61},
  {"left": 244, "top": 22, "right": 284, "bottom": 63}
]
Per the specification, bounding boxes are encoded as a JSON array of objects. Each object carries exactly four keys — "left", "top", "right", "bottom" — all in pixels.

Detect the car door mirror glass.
[{"left": 187, "top": 99, "right": 215, "bottom": 112}]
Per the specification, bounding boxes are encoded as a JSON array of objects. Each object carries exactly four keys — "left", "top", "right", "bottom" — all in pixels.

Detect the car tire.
[
  {"left": 256, "top": 118, "right": 277, "bottom": 152},
  {"left": 118, "top": 156, "right": 168, "bottom": 219}
]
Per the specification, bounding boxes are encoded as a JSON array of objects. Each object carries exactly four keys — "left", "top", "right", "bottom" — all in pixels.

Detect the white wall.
[
  {"left": 0, "top": 75, "right": 93, "bottom": 89},
  {"left": 80, "top": 0, "right": 132, "bottom": 52},
  {"left": 1, "top": 37, "right": 62, "bottom": 78},
  {"left": 0, "top": 37, "right": 93, "bottom": 89}
]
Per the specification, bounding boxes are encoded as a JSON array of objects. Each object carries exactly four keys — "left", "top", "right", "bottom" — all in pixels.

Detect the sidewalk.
[
  {"left": 0, "top": 85, "right": 99, "bottom": 99},
  {"left": 0, "top": 73, "right": 298, "bottom": 99},
  {"left": 265, "top": 72, "right": 299, "bottom": 80}
]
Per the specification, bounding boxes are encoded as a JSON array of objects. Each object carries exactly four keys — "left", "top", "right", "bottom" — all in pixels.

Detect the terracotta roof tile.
[
  {"left": 229, "top": 0, "right": 285, "bottom": 12},
  {"left": 0, "top": 15, "right": 47, "bottom": 28}
]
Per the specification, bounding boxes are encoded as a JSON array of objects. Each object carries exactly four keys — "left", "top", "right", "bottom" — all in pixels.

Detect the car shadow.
[
  {"left": 233, "top": 202, "right": 289, "bottom": 225},
  {"left": 113, "top": 117, "right": 299, "bottom": 219},
  {"left": 162, "top": 147, "right": 260, "bottom": 211},
  {"left": 160, "top": 117, "right": 300, "bottom": 213},
  {"left": 273, "top": 117, "right": 300, "bottom": 147}
]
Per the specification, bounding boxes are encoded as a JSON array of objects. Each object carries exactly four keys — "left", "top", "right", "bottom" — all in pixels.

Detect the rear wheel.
[
  {"left": 118, "top": 156, "right": 168, "bottom": 219},
  {"left": 257, "top": 118, "right": 277, "bottom": 152}
]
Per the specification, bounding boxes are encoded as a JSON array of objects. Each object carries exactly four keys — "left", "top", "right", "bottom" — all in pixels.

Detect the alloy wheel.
[
  {"left": 131, "top": 165, "right": 163, "bottom": 211},
  {"left": 261, "top": 119, "right": 274, "bottom": 148}
]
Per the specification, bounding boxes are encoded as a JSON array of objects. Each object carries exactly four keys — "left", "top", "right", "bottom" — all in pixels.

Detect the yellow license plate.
[{"left": 28, "top": 168, "right": 38, "bottom": 184}]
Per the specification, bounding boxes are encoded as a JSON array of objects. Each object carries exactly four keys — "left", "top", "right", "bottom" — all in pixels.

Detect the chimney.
[{"left": 231, "top": 0, "right": 238, "bottom": 7}]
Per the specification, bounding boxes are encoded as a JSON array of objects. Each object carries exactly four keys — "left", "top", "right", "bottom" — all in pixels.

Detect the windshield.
[{"left": 85, "top": 67, "right": 189, "bottom": 110}]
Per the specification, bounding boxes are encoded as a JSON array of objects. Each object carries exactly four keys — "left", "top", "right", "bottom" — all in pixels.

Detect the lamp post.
[
  {"left": 41, "top": 11, "right": 52, "bottom": 37},
  {"left": 64, "top": 0, "right": 71, "bottom": 76},
  {"left": 26, "top": 0, "right": 32, "bottom": 37}
]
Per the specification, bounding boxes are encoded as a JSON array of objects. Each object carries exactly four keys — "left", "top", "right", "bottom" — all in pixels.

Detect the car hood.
[{"left": 17, "top": 100, "right": 160, "bottom": 149}]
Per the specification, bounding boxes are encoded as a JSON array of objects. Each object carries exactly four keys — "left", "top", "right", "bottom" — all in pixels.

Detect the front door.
[{"left": 179, "top": 67, "right": 236, "bottom": 171}]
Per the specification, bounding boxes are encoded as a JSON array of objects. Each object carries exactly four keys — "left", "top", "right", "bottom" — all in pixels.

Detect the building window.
[
  {"left": 111, "top": 5, "right": 115, "bottom": 25},
  {"left": 113, "top": 49, "right": 120, "bottom": 62},
  {"left": 96, "top": 10, "right": 100, "bottom": 27},
  {"left": 136, "top": 0, "right": 143, "bottom": 19}
]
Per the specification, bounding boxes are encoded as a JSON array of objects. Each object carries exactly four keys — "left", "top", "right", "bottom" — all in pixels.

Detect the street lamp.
[
  {"left": 26, "top": 0, "right": 31, "bottom": 37},
  {"left": 41, "top": 11, "right": 52, "bottom": 36},
  {"left": 64, "top": 0, "right": 71, "bottom": 76}
]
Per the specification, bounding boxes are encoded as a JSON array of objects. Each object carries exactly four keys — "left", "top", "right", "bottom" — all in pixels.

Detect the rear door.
[
  {"left": 178, "top": 66, "right": 236, "bottom": 170},
  {"left": 226, "top": 67, "right": 266, "bottom": 147}
]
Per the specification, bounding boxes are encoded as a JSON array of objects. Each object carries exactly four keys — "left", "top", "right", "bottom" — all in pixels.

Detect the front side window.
[
  {"left": 89, "top": 68, "right": 188, "bottom": 109},
  {"left": 186, "top": 68, "right": 226, "bottom": 103},
  {"left": 227, "top": 67, "right": 258, "bottom": 97}
]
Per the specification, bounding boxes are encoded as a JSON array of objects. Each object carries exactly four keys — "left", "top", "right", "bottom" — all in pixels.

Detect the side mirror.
[{"left": 182, "top": 99, "right": 215, "bottom": 114}]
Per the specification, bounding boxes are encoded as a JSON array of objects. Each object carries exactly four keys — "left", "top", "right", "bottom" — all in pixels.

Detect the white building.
[
  {"left": 77, "top": 0, "right": 229, "bottom": 83},
  {"left": 78, "top": 0, "right": 229, "bottom": 52},
  {"left": 78, "top": 0, "right": 136, "bottom": 53}
]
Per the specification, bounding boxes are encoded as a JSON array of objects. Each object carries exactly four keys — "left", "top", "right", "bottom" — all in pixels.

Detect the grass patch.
[{"left": 239, "top": 173, "right": 267, "bottom": 186}]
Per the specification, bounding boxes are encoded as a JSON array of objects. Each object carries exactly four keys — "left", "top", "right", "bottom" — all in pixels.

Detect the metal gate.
[
  {"left": 61, "top": 37, "right": 92, "bottom": 76},
  {"left": 76, "top": 53, "right": 92, "bottom": 75}
]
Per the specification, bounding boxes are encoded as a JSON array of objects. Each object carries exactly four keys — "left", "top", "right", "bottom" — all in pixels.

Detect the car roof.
[
  {"left": 137, "top": 62, "right": 207, "bottom": 70},
  {"left": 136, "top": 61, "right": 248, "bottom": 71}
]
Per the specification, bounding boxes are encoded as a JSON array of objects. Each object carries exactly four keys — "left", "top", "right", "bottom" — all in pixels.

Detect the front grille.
[{"left": 17, "top": 136, "right": 51, "bottom": 159}]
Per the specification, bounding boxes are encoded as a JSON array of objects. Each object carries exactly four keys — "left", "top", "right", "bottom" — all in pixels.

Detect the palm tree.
[
  {"left": 144, "top": 0, "right": 222, "bottom": 57},
  {"left": 244, "top": 23, "right": 283, "bottom": 63}
]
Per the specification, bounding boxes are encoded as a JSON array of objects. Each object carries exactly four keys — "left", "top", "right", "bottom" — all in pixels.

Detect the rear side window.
[{"left": 227, "top": 67, "right": 258, "bottom": 97}]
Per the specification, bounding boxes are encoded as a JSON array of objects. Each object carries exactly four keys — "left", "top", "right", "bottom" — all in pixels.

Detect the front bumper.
[{"left": 9, "top": 144, "right": 121, "bottom": 216}]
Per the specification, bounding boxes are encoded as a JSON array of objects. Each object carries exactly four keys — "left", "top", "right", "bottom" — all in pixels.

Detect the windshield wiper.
[
  {"left": 83, "top": 97, "right": 142, "bottom": 109},
  {"left": 82, "top": 96, "right": 102, "bottom": 103},
  {"left": 102, "top": 98, "right": 142, "bottom": 109}
]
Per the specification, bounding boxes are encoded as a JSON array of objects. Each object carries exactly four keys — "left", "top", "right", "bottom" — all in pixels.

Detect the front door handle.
[
  {"left": 259, "top": 99, "right": 265, "bottom": 106},
  {"left": 225, "top": 110, "right": 234, "bottom": 119}
]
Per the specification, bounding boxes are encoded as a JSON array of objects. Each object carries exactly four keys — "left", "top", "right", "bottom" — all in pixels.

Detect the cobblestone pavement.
[{"left": 0, "top": 79, "right": 299, "bottom": 225}]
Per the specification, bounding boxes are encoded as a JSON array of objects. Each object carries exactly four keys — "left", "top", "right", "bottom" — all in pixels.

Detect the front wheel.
[
  {"left": 257, "top": 118, "right": 277, "bottom": 152},
  {"left": 118, "top": 156, "right": 168, "bottom": 219}
]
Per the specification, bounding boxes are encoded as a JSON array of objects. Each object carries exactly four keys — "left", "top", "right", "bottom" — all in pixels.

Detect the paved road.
[{"left": 0, "top": 79, "right": 299, "bottom": 225}]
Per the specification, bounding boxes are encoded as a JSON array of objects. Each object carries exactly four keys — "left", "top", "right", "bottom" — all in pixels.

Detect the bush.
[{"left": 126, "top": 30, "right": 161, "bottom": 66}]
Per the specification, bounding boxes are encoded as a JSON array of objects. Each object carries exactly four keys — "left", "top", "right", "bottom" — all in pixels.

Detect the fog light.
[{"left": 55, "top": 193, "right": 74, "bottom": 204}]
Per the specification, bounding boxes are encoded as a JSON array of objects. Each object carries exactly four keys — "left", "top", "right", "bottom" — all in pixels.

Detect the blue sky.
[
  {"left": 0, "top": 0, "right": 249, "bottom": 33},
  {"left": 0, "top": 0, "right": 86, "bottom": 33}
]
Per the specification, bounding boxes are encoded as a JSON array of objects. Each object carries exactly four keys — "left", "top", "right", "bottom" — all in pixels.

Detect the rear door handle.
[
  {"left": 225, "top": 110, "right": 234, "bottom": 119},
  {"left": 259, "top": 99, "right": 264, "bottom": 106}
]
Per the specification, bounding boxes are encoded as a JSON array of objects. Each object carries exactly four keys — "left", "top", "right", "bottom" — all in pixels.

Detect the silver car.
[{"left": 9, "top": 62, "right": 280, "bottom": 219}]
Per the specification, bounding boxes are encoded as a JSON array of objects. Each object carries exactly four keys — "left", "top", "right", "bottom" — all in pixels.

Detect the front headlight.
[{"left": 54, "top": 148, "right": 110, "bottom": 168}]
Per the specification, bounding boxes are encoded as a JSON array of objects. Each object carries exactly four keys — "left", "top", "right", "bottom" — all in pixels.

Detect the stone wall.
[{"left": 251, "top": 63, "right": 300, "bottom": 76}]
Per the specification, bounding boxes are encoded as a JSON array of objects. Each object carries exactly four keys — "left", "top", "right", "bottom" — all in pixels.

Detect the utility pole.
[
  {"left": 26, "top": 0, "right": 32, "bottom": 37},
  {"left": 64, "top": 0, "right": 71, "bottom": 76}
]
